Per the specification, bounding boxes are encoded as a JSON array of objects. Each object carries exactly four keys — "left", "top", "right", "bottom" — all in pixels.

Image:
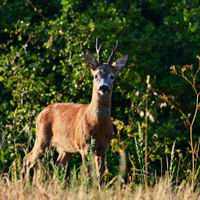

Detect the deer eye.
[
  {"left": 94, "top": 75, "right": 98, "bottom": 79},
  {"left": 110, "top": 75, "right": 114, "bottom": 80}
]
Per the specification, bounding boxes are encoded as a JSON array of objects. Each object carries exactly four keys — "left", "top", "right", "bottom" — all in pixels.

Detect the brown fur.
[{"left": 21, "top": 41, "right": 128, "bottom": 186}]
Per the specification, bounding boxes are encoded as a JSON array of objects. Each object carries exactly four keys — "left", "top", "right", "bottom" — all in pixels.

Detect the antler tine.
[
  {"left": 107, "top": 40, "right": 119, "bottom": 66},
  {"left": 96, "top": 37, "right": 103, "bottom": 65}
]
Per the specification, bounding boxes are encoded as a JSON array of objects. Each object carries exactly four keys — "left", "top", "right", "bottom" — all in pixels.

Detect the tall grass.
[{"left": 0, "top": 152, "right": 200, "bottom": 200}]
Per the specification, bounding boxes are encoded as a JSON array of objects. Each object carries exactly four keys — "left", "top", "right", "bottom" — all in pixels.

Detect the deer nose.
[{"left": 99, "top": 85, "right": 110, "bottom": 92}]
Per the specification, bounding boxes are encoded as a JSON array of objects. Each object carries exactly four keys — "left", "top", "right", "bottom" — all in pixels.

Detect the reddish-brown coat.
[{"left": 37, "top": 101, "right": 113, "bottom": 156}]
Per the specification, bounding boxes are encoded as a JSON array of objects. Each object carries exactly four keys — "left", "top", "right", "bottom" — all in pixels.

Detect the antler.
[
  {"left": 96, "top": 37, "right": 103, "bottom": 65},
  {"left": 107, "top": 40, "right": 118, "bottom": 66}
]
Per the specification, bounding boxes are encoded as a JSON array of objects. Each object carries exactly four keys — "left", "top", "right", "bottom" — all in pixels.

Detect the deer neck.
[{"left": 86, "top": 87, "right": 112, "bottom": 121}]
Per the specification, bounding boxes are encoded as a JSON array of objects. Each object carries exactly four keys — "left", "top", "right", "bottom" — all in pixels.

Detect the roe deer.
[{"left": 21, "top": 38, "right": 128, "bottom": 185}]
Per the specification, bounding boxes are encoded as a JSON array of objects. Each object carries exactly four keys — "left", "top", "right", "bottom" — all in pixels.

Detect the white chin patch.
[{"left": 99, "top": 90, "right": 109, "bottom": 95}]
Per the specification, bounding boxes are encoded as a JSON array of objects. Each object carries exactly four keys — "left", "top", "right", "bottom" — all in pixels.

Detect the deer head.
[{"left": 85, "top": 38, "right": 128, "bottom": 96}]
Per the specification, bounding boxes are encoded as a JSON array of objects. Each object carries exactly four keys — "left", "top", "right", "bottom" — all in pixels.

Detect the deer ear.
[
  {"left": 111, "top": 54, "right": 128, "bottom": 75},
  {"left": 85, "top": 50, "right": 98, "bottom": 71}
]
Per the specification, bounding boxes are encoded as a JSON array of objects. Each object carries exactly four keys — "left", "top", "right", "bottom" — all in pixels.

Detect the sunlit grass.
[
  {"left": 0, "top": 154, "right": 200, "bottom": 200},
  {"left": 0, "top": 171, "right": 199, "bottom": 200}
]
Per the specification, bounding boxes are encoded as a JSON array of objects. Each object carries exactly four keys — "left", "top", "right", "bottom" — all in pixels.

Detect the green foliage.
[{"left": 1, "top": 0, "right": 200, "bottom": 185}]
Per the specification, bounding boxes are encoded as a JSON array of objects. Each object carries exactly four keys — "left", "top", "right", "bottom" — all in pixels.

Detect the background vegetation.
[{"left": 1, "top": 0, "right": 200, "bottom": 190}]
